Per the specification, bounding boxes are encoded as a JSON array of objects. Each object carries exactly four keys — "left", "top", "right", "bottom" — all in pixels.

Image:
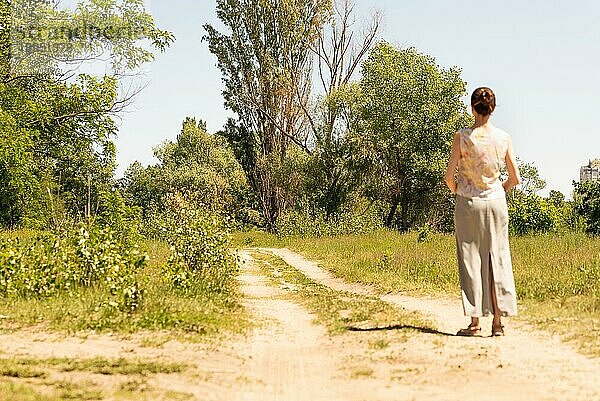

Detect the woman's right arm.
[
  {"left": 445, "top": 132, "right": 461, "bottom": 194},
  {"left": 503, "top": 136, "right": 521, "bottom": 192}
]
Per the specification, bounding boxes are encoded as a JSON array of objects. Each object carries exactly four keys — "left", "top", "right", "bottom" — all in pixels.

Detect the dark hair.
[{"left": 471, "top": 87, "right": 496, "bottom": 116}]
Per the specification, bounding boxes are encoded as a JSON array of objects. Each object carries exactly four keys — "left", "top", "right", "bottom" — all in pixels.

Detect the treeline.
[
  {"left": 121, "top": 0, "right": 594, "bottom": 237},
  {"left": 0, "top": 0, "right": 172, "bottom": 229},
  {"left": 1, "top": 0, "right": 599, "bottom": 238},
  {"left": 123, "top": 1, "right": 472, "bottom": 235}
]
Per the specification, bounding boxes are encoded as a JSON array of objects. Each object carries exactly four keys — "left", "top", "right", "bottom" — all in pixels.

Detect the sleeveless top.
[{"left": 456, "top": 126, "right": 509, "bottom": 200}]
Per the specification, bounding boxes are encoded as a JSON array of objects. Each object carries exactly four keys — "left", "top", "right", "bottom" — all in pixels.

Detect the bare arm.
[
  {"left": 503, "top": 136, "right": 521, "bottom": 192},
  {"left": 445, "top": 132, "right": 461, "bottom": 194}
]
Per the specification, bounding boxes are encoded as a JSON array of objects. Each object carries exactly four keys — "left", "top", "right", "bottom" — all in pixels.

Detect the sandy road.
[{"left": 257, "top": 247, "right": 600, "bottom": 401}]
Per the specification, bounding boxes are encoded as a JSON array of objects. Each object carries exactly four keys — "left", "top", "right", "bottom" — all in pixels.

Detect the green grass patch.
[
  {"left": 0, "top": 357, "right": 186, "bottom": 377},
  {"left": 238, "top": 230, "right": 457, "bottom": 294},
  {"left": 232, "top": 229, "right": 285, "bottom": 249},
  {"left": 0, "top": 356, "right": 192, "bottom": 400},
  {"left": 250, "top": 252, "right": 431, "bottom": 334},
  {"left": 0, "top": 359, "right": 47, "bottom": 379},
  {"left": 0, "top": 380, "right": 104, "bottom": 401},
  {"left": 240, "top": 230, "right": 600, "bottom": 356},
  {"left": 0, "top": 376, "right": 194, "bottom": 400},
  {"left": 0, "top": 381, "right": 57, "bottom": 401}
]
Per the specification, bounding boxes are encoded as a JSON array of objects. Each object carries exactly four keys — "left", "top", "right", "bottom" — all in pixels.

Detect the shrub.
[
  {"left": 157, "top": 193, "right": 238, "bottom": 295},
  {"left": 95, "top": 189, "right": 143, "bottom": 247},
  {"left": 507, "top": 191, "right": 561, "bottom": 235},
  {"left": 0, "top": 224, "right": 147, "bottom": 312},
  {"left": 573, "top": 180, "right": 600, "bottom": 235},
  {"left": 276, "top": 202, "right": 383, "bottom": 238}
]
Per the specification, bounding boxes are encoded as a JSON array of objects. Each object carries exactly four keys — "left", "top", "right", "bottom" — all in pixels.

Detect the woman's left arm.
[
  {"left": 503, "top": 135, "right": 522, "bottom": 192},
  {"left": 445, "top": 132, "right": 461, "bottom": 194}
]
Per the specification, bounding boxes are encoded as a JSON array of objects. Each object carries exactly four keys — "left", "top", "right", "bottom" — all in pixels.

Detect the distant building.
[{"left": 580, "top": 159, "right": 600, "bottom": 183}]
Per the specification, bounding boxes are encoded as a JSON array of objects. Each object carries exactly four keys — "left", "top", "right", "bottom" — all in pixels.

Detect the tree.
[
  {"left": 359, "top": 42, "right": 472, "bottom": 230},
  {"left": 6, "top": 0, "right": 173, "bottom": 79},
  {"left": 0, "top": 109, "right": 35, "bottom": 226},
  {"left": 303, "top": 83, "right": 370, "bottom": 216},
  {"left": 122, "top": 118, "right": 248, "bottom": 218},
  {"left": 204, "top": 0, "right": 332, "bottom": 231},
  {"left": 303, "top": 0, "right": 381, "bottom": 218},
  {"left": 548, "top": 190, "right": 565, "bottom": 206},
  {"left": 515, "top": 158, "right": 546, "bottom": 195},
  {"left": 0, "top": 0, "right": 173, "bottom": 227},
  {"left": 508, "top": 191, "right": 560, "bottom": 235},
  {"left": 573, "top": 180, "right": 600, "bottom": 235}
]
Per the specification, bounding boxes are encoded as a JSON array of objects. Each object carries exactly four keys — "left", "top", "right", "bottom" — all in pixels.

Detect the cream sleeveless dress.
[{"left": 454, "top": 126, "right": 518, "bottom": 317}]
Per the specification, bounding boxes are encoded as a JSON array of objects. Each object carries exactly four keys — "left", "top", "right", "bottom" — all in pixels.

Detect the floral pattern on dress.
[{"left": 456, "top": 127, "right": 509, "bottom": 199}]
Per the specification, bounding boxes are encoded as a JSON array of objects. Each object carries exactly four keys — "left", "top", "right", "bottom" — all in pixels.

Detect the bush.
[
  {"left": 276, "top": 202, "right": 383, "bottom": 238},
  {"left": 0, "top": 224, "right": 147, "bottom": 312},
  {"left": 573, "top": 180, "right": 600, "bottom": 235},
  {"left": 508, "top": 192, "right": 561, "bottom": 235},
  {"left": 95, "top": 189, "right": 143, "bottom": 247},
  {"left": 155, "top": 193, "right": 238, "bottom": 295}
]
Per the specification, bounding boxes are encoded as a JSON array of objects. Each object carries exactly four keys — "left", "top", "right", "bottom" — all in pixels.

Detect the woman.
[{"left": 445, "top": 87, "right": 521, "bottom": 337}]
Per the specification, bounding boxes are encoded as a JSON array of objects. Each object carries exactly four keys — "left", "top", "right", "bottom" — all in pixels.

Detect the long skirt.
[{"left": 454, "top": 195, "right": 518, "bottom": 317}]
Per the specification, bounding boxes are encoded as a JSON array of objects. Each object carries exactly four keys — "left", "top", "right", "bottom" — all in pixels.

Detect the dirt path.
[
  {"left": 257, "top": 247, "right": 600, "bottom": 401},
  {"left": 1, "top": 248, "right": 599, "bottom": 400},
  {"left": 228, "top": 250, "right": 347, "bottom": 400}
]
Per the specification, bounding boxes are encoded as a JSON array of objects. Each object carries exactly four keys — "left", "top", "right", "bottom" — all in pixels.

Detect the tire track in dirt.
[
  {"left": 231, "top": 250, "right": 344, "bottom": 400},
  {"left": 258, "top": 247, "right": 600, "bottom": 401},
  {"left": 233, "top": 250, "right": 425, "bottom": 401}
]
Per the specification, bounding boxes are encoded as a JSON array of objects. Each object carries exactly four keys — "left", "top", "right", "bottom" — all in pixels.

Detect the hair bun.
[{"left": 471, "top": 87, "right": 496, "bottom": 116}]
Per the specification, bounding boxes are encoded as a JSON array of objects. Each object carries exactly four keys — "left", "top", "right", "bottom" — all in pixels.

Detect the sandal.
[
  {"left": 456, "top": 324, "right": 482, "bottom": 337},
  {"left": 492, "top": 324, "right": 505, "bottom": 337}
]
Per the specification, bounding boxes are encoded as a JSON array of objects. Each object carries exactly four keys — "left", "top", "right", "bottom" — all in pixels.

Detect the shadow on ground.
[{"left": 347, "top": 324, "right": 455, "bottom": 337}]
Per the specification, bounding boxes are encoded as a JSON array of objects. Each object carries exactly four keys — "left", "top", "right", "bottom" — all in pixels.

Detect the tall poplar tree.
[{"left": 204, "top": 0, "right": 332, "bottom": 231}]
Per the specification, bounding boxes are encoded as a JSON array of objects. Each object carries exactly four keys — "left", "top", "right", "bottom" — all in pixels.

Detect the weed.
[
  {"left": 369, "top": 338, "right": 390, "bottom": 350},
  {"left": 350, "top": 367, "right": 375, "bottom": 378}
]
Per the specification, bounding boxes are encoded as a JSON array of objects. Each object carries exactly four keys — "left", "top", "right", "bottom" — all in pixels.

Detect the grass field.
[
  {"left": 0, "top": 235, "right": 247, "bottom": 337},
  {"left": 234, "top": 229, "right": 600, "bottom": 356}
]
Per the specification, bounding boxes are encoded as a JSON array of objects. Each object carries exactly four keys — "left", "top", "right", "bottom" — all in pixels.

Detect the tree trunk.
[{"left": 385, "top": 196, "right": 400, "bottom": 228}]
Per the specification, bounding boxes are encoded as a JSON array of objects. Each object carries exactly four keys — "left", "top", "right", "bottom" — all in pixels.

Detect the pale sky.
[{"left": 115, "top": 0, "right": 600, "bottom": 197}]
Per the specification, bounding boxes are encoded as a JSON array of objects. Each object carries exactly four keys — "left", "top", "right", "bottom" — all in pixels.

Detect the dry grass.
[{"left": 0, "top": 356, "right": 193, "bottom": 400}]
